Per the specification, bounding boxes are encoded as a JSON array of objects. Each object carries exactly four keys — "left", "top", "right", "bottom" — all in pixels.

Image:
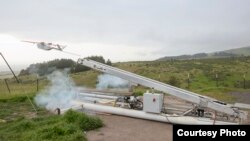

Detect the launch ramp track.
[{"left": 77, "top": 59, "right": 247, "bottom": 119}]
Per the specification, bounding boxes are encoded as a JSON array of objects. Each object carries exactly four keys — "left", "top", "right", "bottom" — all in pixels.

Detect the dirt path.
[{"left": 86, "top": 114, "right": 172, "bottom": 141}]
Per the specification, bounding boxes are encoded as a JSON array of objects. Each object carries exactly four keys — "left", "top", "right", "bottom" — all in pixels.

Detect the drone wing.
[
  {"left": 51, "top": 44, "right": 67, "bottom": 50},
  {"left": 59, "top": 45, "right": 67, "bottom": 50},
  {"left": 21, "top": 40, "right": 39, "bottom": 44}
]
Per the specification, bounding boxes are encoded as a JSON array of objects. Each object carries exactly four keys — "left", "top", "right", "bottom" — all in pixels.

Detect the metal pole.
[
  {"left": 0, "top": 52, "right": 19, "bottom": 83},
  {"left": 187, "top": 73, "right": 190, "bottom": 88},
  {"left": 4, "top": 79, "right": 11, "bottom": 94}
]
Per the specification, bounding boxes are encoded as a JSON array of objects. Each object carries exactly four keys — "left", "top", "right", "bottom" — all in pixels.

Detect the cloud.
[{"left": 0, "top": 0, "right": 250, "bottom": 68}]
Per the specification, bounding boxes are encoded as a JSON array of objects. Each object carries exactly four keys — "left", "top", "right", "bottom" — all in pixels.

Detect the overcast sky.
[{"left": 1, "top": 0, "right": 250, "bottom": 71}]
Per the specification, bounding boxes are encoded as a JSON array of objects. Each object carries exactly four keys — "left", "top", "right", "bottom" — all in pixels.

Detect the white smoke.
[
  {"left": 96, "top": 74, "right": 129, "bottom": 89},
  {"left": 28, "top": 64, "right": 39, "bottom": 74},
  {"left": 34, "top": 70, "right": 77, "bottom": 111}
]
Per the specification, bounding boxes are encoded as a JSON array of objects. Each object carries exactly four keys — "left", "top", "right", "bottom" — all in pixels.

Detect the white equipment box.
[{"left": 143, "top": 93, "right": 163, "bottom": 113}]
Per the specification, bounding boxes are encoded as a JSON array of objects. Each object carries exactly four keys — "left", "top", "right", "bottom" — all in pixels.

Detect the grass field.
[
  {"left": 114, "top": 57, "right": 250, "bottom": 102},
  {"left": 1, "top": 57, "right": 250, "bottom": 100},
  {"left": 69, "top": 57, "right": 249, "bottom": 103},
  {"left": 0, "top": 94, "right": 103, "bottom": 141}
]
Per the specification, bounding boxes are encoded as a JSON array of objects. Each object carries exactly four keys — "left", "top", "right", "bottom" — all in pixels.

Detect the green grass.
[
  {"left": 0, "top": 108, "right": 103, "bottom": 141},
  {"left": 70, "top": 71, "right": 100, "bottom": 88},
  {"left": 10, "top": 57, "right": 250, "bottom": 98},
  {"left": 0, "top": 75, "right": 48, "bottom": 96},
  {"left": 0, "top": 93, "right": 103, "bottom": 141},
  {"left": 1, "top": 57, "right": 250, "bottom": 102},
  {"left": 0, "top": 94, "right": 37, "bottom": 120},
  {"left": 2, "top": 57, "right": 249, "bottom": 99},
  {"left": 116, "top": 57, "right": 250, "bottom": 102}
]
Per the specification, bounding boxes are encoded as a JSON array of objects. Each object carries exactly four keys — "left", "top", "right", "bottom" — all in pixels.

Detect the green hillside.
[
  {"left": 223, "top": 46, "right": 250, "bottom": 56},
  {"left": 158, "top": 46, "right": 250, "bottom": 61},
  {"left": 1, "top": 57, "right": 250, "bottom": 103},
  {"left": 70, "top": 56, "right": 250, "bottom": 103}
]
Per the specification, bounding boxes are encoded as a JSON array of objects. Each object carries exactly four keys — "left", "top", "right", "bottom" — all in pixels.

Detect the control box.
[{"left": 143, "top": 93, "right": 163, "bottom": 113}]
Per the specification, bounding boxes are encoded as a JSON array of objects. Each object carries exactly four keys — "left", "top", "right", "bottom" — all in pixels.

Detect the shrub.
[
  {"left": 64, "top": 109, "right": 103, "bottom": 131},
  {"left": 167, "top": 76, "right": 181, "bottom": 87}
]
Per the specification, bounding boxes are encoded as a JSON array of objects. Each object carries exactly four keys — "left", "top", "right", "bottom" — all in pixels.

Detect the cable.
[
  {"left": 61, "top": 50, "right": 81, "bottom": 57},
  {"left": 0, "top": 52, "right": 19, "bottom": 83}
]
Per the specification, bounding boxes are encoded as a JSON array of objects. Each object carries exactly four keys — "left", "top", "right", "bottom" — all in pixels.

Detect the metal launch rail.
[{"left": 77, "top": 59, "right": 247, "bottom": 120}]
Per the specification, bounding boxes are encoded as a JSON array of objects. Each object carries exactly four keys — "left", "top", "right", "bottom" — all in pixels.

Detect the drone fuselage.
[
  {"left": 37, "top": 42, "right": 53, "bottom": 50},
  {"left": 22, "top": 40, "right": 65, "bottom": 51}
]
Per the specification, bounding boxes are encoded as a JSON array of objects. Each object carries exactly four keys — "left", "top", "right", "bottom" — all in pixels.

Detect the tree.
[
  {"left": 73, "top": 64, "right": 90, "bottom": 73},
  {"left": 19, "top": 59, "right": 75, "bottom": 76},
  {"left": 106, "top": 59, "right": 112, "bottom": 66},
  {"left": 85, "top": 56, "right": 106, "bottom": 64},
  {"left": 74, "top": 56, "right": 105, "bottom": 72},
  {"left": 18, "top": 56, "right": 112, "bottom": 76},
  {"left": 19, "top": 69, "right": 29, "bottom": 76}
]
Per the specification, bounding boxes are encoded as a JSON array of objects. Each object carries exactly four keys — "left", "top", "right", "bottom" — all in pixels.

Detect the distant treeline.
[
  {"left": 19, "top": 56, "right": 112, "bottom": 76},
  {"left": 157, "top": 52, "right": 246, "bottom": 61}
]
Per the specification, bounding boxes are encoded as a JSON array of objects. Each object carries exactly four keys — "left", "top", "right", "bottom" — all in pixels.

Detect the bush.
[
  {"left": 133, "top": 91, "right": 144, "bottom": 96},
  {"left": 63, "top": 109, "right": 82, "bottom": 123},
  {"left": 167, "top": 76, "right": 181, "bottom": 87},
  {"left": 64, "top": 109, "right": 103, "bottom": 131}
]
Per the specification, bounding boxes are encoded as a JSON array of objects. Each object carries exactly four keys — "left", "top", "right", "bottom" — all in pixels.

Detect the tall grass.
[{"left": 0, "top": 109, "right": 103, "bottom": 141}]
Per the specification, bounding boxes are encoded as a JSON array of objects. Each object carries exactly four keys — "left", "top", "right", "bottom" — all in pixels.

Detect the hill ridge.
[{"left": 157, "top": 46, "right": 250, "bottom": 61}]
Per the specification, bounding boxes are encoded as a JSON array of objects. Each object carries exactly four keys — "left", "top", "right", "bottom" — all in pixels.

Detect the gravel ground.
[
  {"left": 86, "top": 114, "right": 172, "bottom": 141},
  {"left": 229, "top": 92, "right": 250, "bottom": 104},
  {"left": 86, "top": 93, "right": 250, "bottom": 141}
]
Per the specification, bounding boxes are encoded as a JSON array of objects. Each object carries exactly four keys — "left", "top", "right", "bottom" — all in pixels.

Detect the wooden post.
[
  {"left": 243, "top": 74, "right": 246, "bottom": 89},
  {"left": 187, "top": 73, "right": 190, "bottom": 88},
  {"left": 37, "top": 78, "right": 39, "bottom": 91},
  {"left": 4, "top": 79, "right": 11, "bottom": 94},
  {"left": 216, "top": 73, "right": 218, "bottom": 87}
]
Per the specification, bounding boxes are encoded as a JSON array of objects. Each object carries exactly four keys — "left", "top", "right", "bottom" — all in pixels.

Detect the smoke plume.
[
  {"left": 34, "top": 70, "right": 77, "bottom": 111},
  {"left": 96, "top": 74, "right": 129, "bottom": 89}
]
